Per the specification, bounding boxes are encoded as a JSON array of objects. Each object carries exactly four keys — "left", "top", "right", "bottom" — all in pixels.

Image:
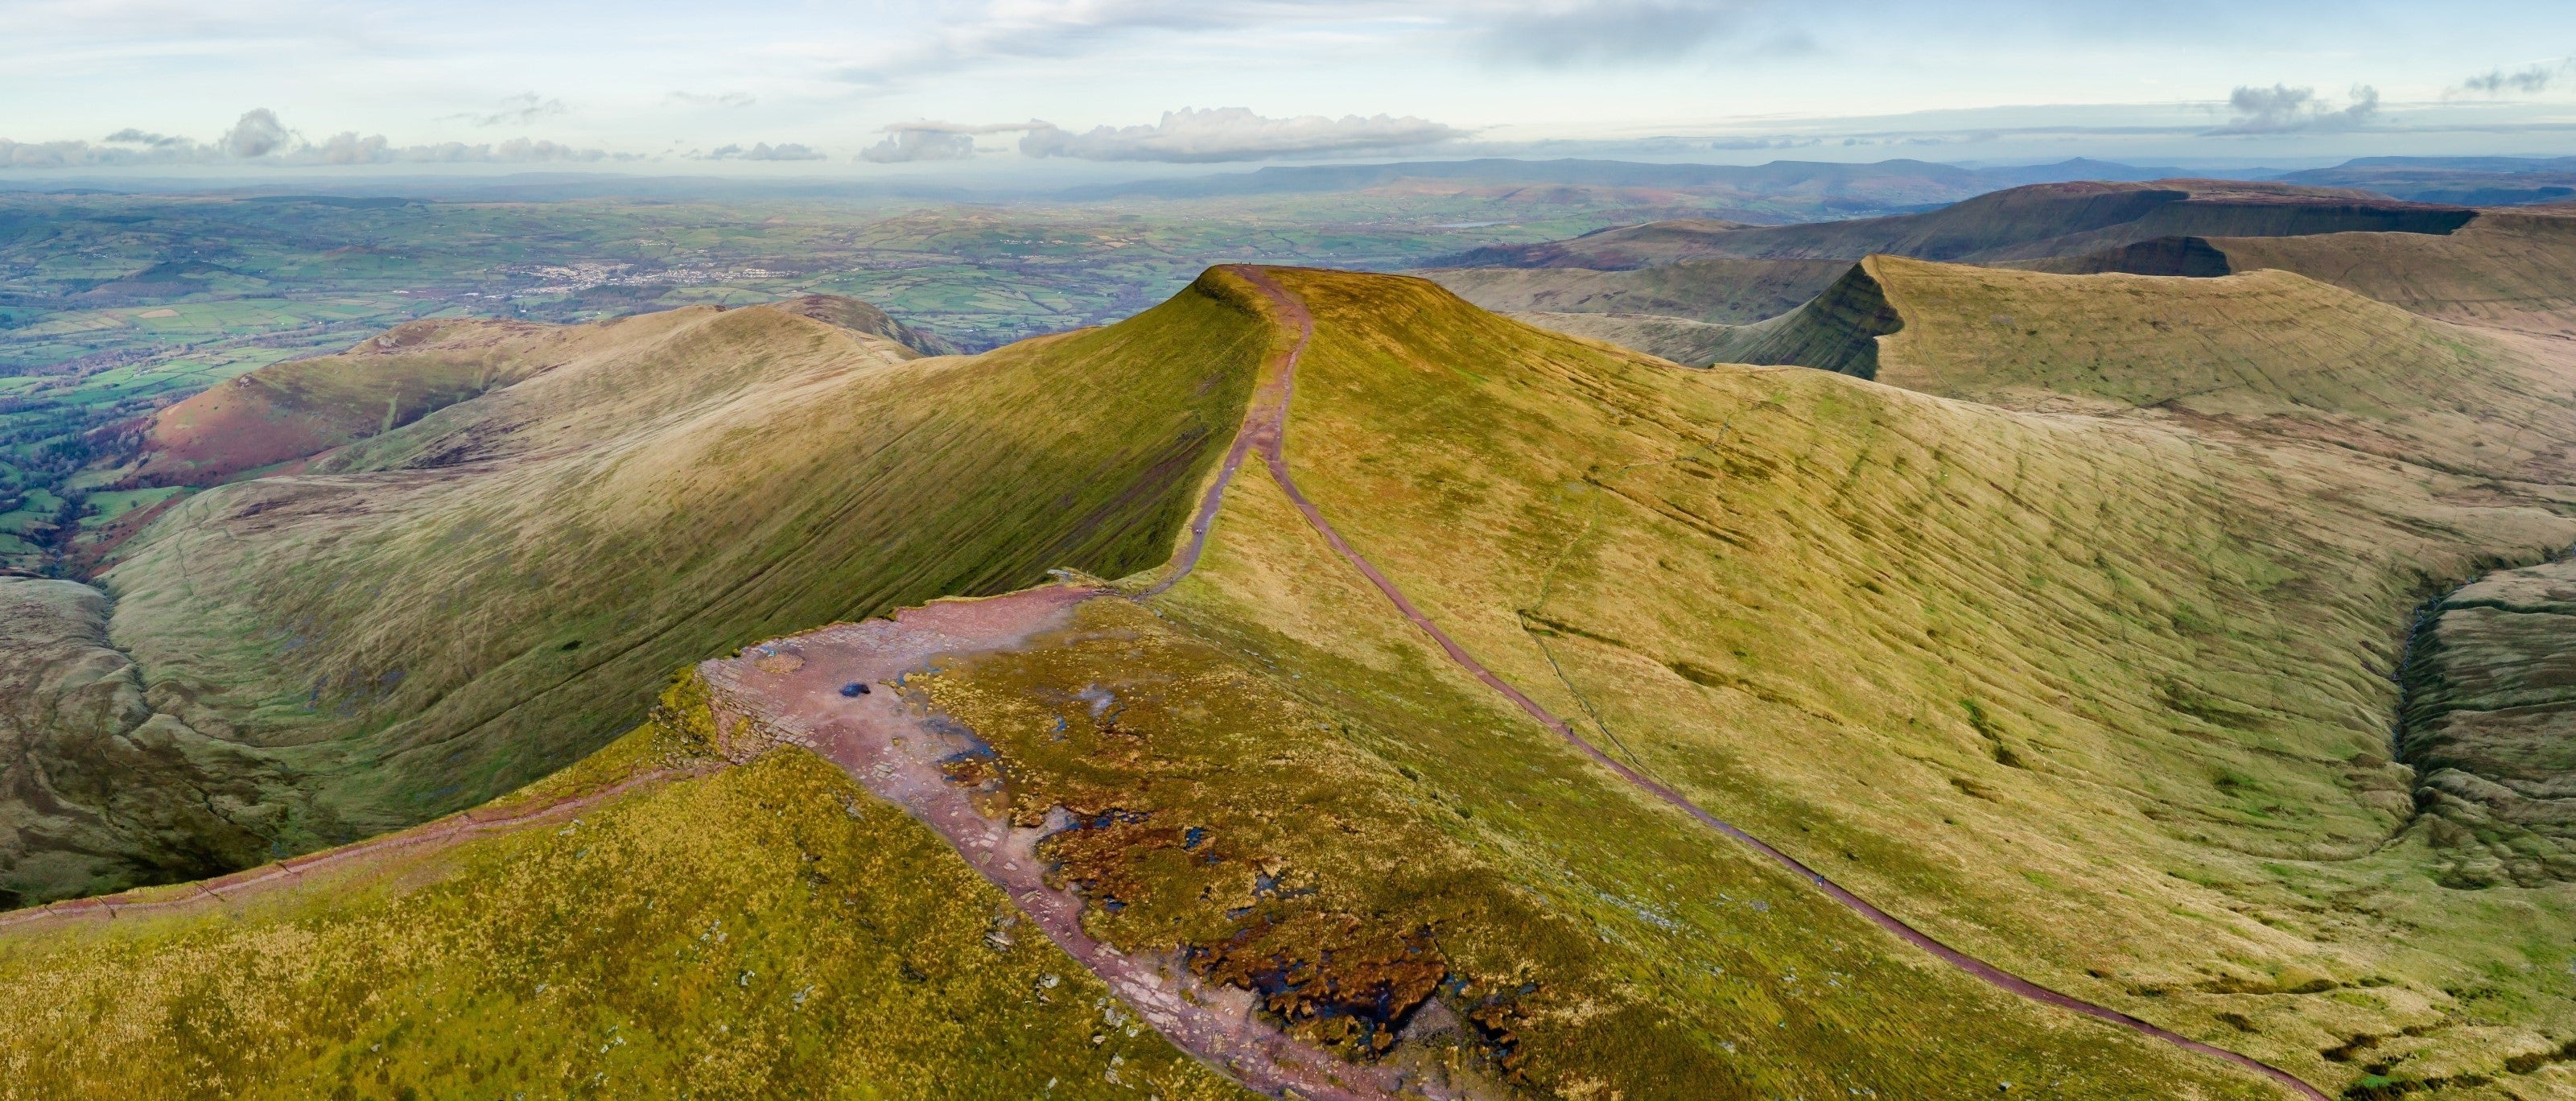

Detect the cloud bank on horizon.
[{"left": 1, "top": 0, "right": 2572, "bottom": 173}]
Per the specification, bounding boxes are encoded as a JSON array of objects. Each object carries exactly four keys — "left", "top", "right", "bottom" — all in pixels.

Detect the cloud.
[
  {"left": 5, "top": 109, "right": 633, "bottom": 168},
  {"left": 699, "top": 142, "right": 827, "bottom": 161},
  {"left": 2450, "top": 59, "right": 2573, "bottom": 98},
  {"left": 103, "top": 128, "right": 189, "bottom": 148},
  {"left": 857, "top": 120, "right": 1043, "bottom": 163},
  {"left": 221, "top": 108, "right": 292, "bottom": 158},
  {"left": 1018, "top": 107, "right": 1465, "bottom": 163},
  {"left": 670, "top": 91, "right": 758, "bottom": 108},
  {"left": 443, "top": 93, "right": 571, "bottom": 128},
  {"left": 314, "top": 131, "right": 389, "bottom": 164},
  {"left": 2204, "top": 84, "right": 2380, "bottom": 135},
  {"left": 859, "top": 130, "right": 978, "bottom": 163},
  {"left": 1474, "top": 0, "right": 1766, "bottom": 65}
]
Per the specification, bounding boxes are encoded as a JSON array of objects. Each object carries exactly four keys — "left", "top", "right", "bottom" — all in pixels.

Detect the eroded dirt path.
[
  {"left": 698, "top": 590, "right": 1445, "bottom": 1101},
  {"left": 1220, "top": 266, "right": 2331, "bottom": 1101}
]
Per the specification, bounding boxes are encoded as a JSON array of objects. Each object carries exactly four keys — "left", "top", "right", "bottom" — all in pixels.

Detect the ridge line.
[{"left": 1217, "top": 265, "right": 2328, "bottom": 1101}]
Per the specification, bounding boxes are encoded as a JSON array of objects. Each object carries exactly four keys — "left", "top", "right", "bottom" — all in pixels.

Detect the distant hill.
[
  {"left": 1701, "top": 254, "right": 2576, "bottom": 480},
  {"left": 1432, "top": 179, "right": 2471, "bottom": 269},
  {"left": 103, "top": 295, "right": 958, "bottom": 490},
  {"left": 1058, "top": 156, "right": 2215, "bottom": 221},
  {"left": 2020, "top": 206, "right": 2576, "bottom": 336},
  {"left": 2274, "top": 155, "right": 2576, "bottom": 207}
]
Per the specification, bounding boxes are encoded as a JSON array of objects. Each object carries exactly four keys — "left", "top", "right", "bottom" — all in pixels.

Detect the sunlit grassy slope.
[
  {"left": 914, "top": 593, "right": 2272, "bottom": 1097},
  {"left": 6, "top": 280, "right": 1265, "bottom": 904},
  {"left": 0, "top": 688, "right": 1239, "bottom": 1100},
  {"left": 19, "top": 261, "right": 2576, "bottom": 1095},
  {"left": 1141, "top": 268, "right": 2576, "bottom": 1095},
  {"left": 2210, "top": 209, "right": 2576, "bottom": 337},
  {"left": 1857, "top": 256, "right": 2576, "bottom": 485}
]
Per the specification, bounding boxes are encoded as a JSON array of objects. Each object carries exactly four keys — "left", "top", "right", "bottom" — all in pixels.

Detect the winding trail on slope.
[{"left": 1218, "top": 266, "right": 2331, "bottom": 1101}]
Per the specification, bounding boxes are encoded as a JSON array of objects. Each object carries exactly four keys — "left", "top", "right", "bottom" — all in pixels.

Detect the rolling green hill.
[
  {"left": 0, "top": 285, "right": 1266, "bottom": 907},
  {"left": 10, "top": 258, "right": 2576, "bottom": 1097}
]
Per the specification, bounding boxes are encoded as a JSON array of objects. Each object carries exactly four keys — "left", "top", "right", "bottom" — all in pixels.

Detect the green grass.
[
  {"left": 17, "top": 273, "right": 1268, "bottom": 905},
  {"left": 919, "top": 567, "right": 2276, "bottom": 1095},
  {"left": 0, "top": 699, "right": 1239, "bottom": 1100},
  {"left": 1144, "top": 267, "right": 2576, "bottom": 1095}
]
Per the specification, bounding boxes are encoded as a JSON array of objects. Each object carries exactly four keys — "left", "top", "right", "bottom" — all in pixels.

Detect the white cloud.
[
  {"left": 221, "top": 107, "right": 292, "bottom": 157},
  {"left": 1018, "top": 107, "right": 1465, "bottom": 163},
  {"left": 860, "top": 130, "right": 978, "bottom": 163},
  {"left": 2205, "top": 84, "right": 2380, "bottom": 136},
  {"left": 2, "top": 109, "right": 632, "bottom": 168}
]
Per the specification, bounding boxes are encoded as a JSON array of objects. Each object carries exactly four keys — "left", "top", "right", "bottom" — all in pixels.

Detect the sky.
[{"left": 3, "top": 0, "right": 2574, "bottom": 177}]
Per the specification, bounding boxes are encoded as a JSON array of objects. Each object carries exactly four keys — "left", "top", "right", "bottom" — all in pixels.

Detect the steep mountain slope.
[
  {"left": 1434, "top": 180, "right": 2470, "bottom": 269},
  {"left": 1144, "top": 268, "right": 2576, "bottom": 1095},
  {"left": 14, "top": 263, "right": 2576, "bottom": 1096},
  {"left": 0, "top": 268, "right": 2317, "bottom": 1100},
  {"left": 0, "top": 285, "right": 1267, "bottom": 906}
]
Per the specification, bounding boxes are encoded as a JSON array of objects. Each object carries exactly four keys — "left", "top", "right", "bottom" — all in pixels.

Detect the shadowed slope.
[{"left": 1, "top": 278, "right": 1266, "bottom": 906}]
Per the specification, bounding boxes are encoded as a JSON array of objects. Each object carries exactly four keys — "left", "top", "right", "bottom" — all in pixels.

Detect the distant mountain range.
[{"left": 10, "top": 155, "right": 2573, "bottom": 214}]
